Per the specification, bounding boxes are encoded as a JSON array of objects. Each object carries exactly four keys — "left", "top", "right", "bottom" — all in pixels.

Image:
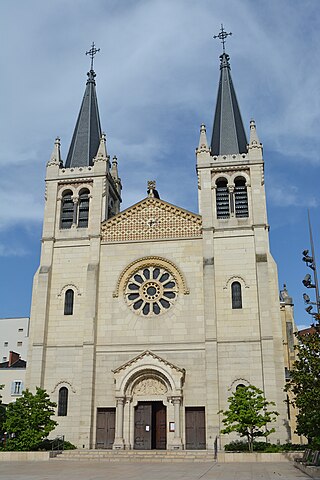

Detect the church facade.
[{"left": 26, "top": 45, "right": 290, "bottom": 450}]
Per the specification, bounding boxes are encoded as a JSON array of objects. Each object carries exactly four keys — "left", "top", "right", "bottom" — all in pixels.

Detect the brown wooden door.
[
  {"left": 134, "top": 403, "right": 152, "bottom": 449},
  {"left": 96, "top": 408, "right": 115, "bottom": 449},
  {"left": 154, "top": 402, "right": 166, "bottom": 449},
  {"left": 185, "top": 407, "right": 206, "bottom": 450}
]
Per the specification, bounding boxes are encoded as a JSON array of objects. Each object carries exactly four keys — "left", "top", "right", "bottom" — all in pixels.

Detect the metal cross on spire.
[
  {"left": 213, "top": 24, "right": 232, "bottom": 53},
  {"left": 86, "top": 42, "right": 100, "bottom": 71}
]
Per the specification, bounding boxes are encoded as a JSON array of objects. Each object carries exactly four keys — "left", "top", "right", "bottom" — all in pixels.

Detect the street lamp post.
[{"left": 302, "top": 212, "right": 320, "bottom": 325}]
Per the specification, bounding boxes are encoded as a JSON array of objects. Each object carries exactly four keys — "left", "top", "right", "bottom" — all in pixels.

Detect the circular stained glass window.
[{"left": 125, "top": 266, "right": 178, "bottom": 316}]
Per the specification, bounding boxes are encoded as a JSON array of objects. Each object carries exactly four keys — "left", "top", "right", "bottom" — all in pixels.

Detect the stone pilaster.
[{"left": 113, "top": 397, "right": 125, "bottom": 449}]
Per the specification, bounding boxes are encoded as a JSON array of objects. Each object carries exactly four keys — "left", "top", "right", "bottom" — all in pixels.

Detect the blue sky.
[{"left": 0, "top": 0, "right": 319, "bottom": 330}]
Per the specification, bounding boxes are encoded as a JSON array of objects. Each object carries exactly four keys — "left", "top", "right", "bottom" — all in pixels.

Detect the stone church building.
[{"left": 26, "top": 44, "right": 290, "bottom": 450}]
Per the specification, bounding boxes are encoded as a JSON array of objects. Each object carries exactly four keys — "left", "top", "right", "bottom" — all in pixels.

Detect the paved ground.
[{"left": 0, "top": 460, "right": 310, "bottom": 480}]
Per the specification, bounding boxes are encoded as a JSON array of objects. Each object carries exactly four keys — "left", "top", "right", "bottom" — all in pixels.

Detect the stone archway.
[{"left": 112, "top": 350, "right": 185, "bottom": 450}]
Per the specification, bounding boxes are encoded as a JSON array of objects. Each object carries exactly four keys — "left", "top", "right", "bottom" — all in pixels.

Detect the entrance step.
[{"left": 56, "top": 449, "right": 215, "bottom": 463}]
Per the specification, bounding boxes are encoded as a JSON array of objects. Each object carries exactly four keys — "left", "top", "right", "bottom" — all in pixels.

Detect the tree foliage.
[
  {"left": 219, "top": 385, "right": 279, "bottom": 452},
  {"left": 285, "top": 327, "right": 320, "bottom": 448},
  {"left": 3, "top": 387, "right": 57, "bottom": 451}
]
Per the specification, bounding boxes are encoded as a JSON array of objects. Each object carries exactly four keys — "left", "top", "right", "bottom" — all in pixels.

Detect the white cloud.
[
  {"left": 268, "top": 183, "right": 318, "bottom": 209},
  {"left": 0, "top": 0, "right": 319, "bottom": 230}
]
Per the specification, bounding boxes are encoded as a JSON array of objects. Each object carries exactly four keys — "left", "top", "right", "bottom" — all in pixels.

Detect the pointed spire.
[
  {"left": 248, "top": 119, "right": 262, "bottom": 150},
  {"left": 210, "top": 52, "right": 247, "bottom": 156},
  {"left": 111, "top": 155, "right": 119, "bottom": 179},
  {"left": 197, "top": 124, "right": 210, "bottom": 153},
  {"left": 94, "top": 133, "right": 108, "bottom": 161},
  {"left": 111, "top": 156, "right": 122, "bottom": 195},
  {"left": 47, "top": 137, "right": 62, "bottom": 166},
  {"left": 65, "top": 68, "right": 102, "bottom": 168}
]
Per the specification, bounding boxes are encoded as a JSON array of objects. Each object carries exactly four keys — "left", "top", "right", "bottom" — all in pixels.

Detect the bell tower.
[
  {"left": 43, "top": 43, "right": 121, "bottom": 243},
  {"left": 196, "top": 26, "right": 287, "bottom": 445},
  {"left": 26, "top": 45, "right": 122, "bottom": 447}
]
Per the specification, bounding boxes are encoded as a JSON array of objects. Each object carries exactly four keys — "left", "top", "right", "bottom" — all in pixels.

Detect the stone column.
[
  {"left": 228, "top": 185, "right": 234, "bottom": 216},
  {"left": 72, "top": 197, "right": 78, "bottom": 226},
  {"left": 169, "top": 396, "right": 183, "bottom": 450},
  {"left": 113, "top": 396, "right": 125, "bottom": 449}
]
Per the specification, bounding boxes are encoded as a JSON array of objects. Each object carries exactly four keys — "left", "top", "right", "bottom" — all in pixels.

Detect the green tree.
[
  {"left": 219, "top": 385, "right": 279, "bottom": 452},
  {"left": 285, "top": 326, "right": 320, "bottom": 448},
  {"left": 3, "top": 387, "right": 57, "bottom": 451}
]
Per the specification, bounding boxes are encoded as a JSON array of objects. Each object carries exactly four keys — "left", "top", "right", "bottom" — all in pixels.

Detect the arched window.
[
  {"left": 58, "top": 387, "right": 68, "bottom": 416},
  {"left": 78, "top": 189, "right": 90, "bottom": 228},
  {"left": 216, "top": 178, "right": 230, "bottom": 219},
  {"left": 64, "top": 289, "right": 74, "bottom": 315},
  {"left": 60, "top": 190, "right": 74, "bottom": 229},
  {"left": 231, "top": 281, "right": 242, "bottom": 309},
  {"left": 234, "top": 177, "right": 248, "bottom": 218},
  {"left": 236, "top": 383, "right": 246, "bottom": 390}
]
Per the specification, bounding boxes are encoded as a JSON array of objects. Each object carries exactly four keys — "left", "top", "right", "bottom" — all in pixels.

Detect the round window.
[{"left": 125, "top": 266, "right": 178, "bottom": 316}]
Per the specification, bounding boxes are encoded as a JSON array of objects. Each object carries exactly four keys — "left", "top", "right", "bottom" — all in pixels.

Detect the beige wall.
[
  {"left": 26, "top": 123, "right": 291, "bottom": 448},
  {"left": 0, "top": 369, "right": 25, "bottom": 405}
]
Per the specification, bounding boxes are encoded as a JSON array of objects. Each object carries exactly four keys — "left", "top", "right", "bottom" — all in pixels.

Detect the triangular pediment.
[
  {"left": 112, "top": 350, "right": 185, "bottom": 375},
  {"left": 101, "top": 197, "right": 202, "bottom": 242},
  {"left": 112, "top": 350, "right": 185, "bottom": 396}
]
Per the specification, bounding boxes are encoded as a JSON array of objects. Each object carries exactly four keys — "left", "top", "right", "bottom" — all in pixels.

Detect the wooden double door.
[
  {"left": 96, "top": 408, "right": 116, "bottom": 449},
  {"left": 134, "top": 401, "right": 166, "bottom": 450},
  {"left": 185, "top": 407, "right": 206, "bottom": 450}
]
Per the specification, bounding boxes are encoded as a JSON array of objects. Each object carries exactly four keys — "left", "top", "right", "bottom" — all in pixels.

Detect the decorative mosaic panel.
[{"left": 101, "top": 198, "right": 202, "bottom": 242}]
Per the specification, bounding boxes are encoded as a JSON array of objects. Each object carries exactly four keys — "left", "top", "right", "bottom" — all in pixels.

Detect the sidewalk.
[{"left": 0, "top": 460, "right": 310, "bottom": 480}]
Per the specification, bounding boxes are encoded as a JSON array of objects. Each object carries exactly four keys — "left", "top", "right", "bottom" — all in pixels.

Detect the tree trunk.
[{"left": 249, "top": 430, "right": 254, "bottom": 452}]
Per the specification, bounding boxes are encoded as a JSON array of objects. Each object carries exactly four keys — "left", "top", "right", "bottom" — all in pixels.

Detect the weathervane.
[
  {"left": 213, "top": 24, "right": 232, "bottom": 53},
  {"left": 86, "top": 42, "right": 100, "bottom": 71}
]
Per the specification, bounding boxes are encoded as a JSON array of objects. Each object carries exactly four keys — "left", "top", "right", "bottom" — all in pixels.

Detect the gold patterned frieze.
[{"left": 101, "top": 197, "right": 202, "bottom": 242}]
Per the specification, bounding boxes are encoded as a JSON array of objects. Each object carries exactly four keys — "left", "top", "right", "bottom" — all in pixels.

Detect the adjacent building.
[{"left": 0, "top": 317, "right": 29, "bottom": 404}]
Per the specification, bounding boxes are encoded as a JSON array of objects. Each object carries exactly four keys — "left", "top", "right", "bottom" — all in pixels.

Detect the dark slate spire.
[
  {"left": 65, "top": 68, "right": 102, "bottom": 168},
  {"left": 65, "top": 43, "right": 102, "bottom": 168},
  {"left": 210, "top": 52, "right": 247, "bottom": 156}
]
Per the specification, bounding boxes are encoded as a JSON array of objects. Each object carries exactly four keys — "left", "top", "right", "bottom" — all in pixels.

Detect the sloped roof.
[
  {"left": 65, "top": 70, "right": 102, "bottom": 168},
  {"left": 0, "top": 358, "right": 26, "bottom": 369},
  {"left": 211, "top": 53, "right": 247, "bottom": 156}
]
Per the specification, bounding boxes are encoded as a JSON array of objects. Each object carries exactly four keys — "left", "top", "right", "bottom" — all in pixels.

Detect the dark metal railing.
[{"left": 51, "top": 435, "right": 65, "bottom": 454}]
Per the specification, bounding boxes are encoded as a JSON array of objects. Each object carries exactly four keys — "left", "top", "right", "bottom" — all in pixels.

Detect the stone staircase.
[{"left": 55, "top": 449, "right": 215, "bottom": 463}]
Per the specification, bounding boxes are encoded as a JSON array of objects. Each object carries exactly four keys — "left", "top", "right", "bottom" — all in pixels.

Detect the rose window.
[{"left": 125, "top": 266, "right": 178, "bottom": 316}]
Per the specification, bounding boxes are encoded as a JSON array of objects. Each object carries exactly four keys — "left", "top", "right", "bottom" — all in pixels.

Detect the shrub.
[
  {"left": 63, "top": 441, "right": 77, "bottom": 450},
  {"left": 224, "top": 440, "right": 306, "bottom": 452},
  {"left": 37, "top": 438, "right": 76, "bottom": 451}
]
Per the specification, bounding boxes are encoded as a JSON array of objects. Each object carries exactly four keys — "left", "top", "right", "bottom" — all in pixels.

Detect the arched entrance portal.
[{"left": 112, "top": 350, "right": 185, "bottom": 450}]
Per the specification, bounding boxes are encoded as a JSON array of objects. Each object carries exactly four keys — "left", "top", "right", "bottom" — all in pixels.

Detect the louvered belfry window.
[
  {"left": 58, "top": 387, "right": 68, "bottom": 416},
  {"left": 231, "top": 281, "right": 242, "bottom": 309},
  {"left": 64, "top": 289, "right": 74, "bottom": 315},
  {"left": 234, "top": 177, "right": 248, "bottom": 218},
  {"left": 60, "top": 190, "right": 74, "bottom": 229},
  {"left": 216, "top": 178, "right": 230, "bottom": 219},
  {"left": 78, "top": 189, "right": 90, "bottom": 228}
]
